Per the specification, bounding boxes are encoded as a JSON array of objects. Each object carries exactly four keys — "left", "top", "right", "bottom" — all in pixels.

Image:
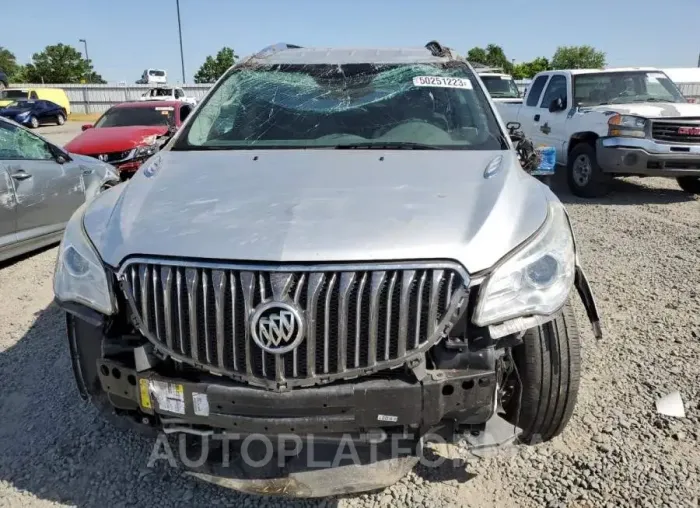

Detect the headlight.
[
  {"left": 53, "top": 205, "right": 116, "bottom": 315},
  {"left": 134, "top": 143, "right": 159, "bottom": 158},
  {"left": 16, "top": 111, "right": 30, "bottom": 118},
  {"left": 608, "top": 114, "right": 647, "bottom": 138},
  {"left": 473, "top": 201, "right": 575, "bottom": 327}
]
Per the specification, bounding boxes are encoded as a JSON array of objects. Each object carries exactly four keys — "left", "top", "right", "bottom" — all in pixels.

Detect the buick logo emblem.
[
  {"left": 250, "top": 301, "right": 305, "bottom": 354},
  {"left": 97, "top": 154, "right": 108, "bottom": 162}
]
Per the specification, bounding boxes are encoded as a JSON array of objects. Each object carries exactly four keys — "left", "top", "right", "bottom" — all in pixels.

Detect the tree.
[
  {"left": 551, "top": 45, "right": 606, "bottom": 70},
  {"left": 0, "top": 47, "right": 21, "bottom": 82},
  {"left": 512, "top": 57, "right": 551, "bottom": 79},
  {"left": 194, "top": 47, "right": 238, "bottom": 84},
  {"left": 466, "top": 44, "right": 513, "bottom": 74},
  {"left": 24, "top": 43, "right": 105, "bottom": 84}
]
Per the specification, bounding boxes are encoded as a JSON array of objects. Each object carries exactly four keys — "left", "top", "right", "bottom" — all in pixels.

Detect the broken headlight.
[
  {"left": 53, "top": 204, "right": 117, "bottom": 315},
  {"left": 473, "top": 201, "right": 575, "bottom": 327}
]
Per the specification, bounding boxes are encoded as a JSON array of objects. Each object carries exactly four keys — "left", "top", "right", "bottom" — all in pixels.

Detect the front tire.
[
  {"left": 502, "top": 301, "right": 581, "bottom": 443},
  {"left": 29, "top": 116, "right": 39, "bottom": 129},
  {"left": 677, "top": 176, "right": 700, "bottom": 194},
  {"left": 567, "top": 142, "right": 611, "bottom": 198}
]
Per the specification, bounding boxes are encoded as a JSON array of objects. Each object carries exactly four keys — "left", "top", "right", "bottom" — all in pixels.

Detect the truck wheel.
[
  {"left": 676, "top": 176, "right": 700, "bottom": 194},
  {"left": 502, "top": 301, "right": 581, "bottom": 444},
  {"left": 567, "top": 143, "right": 611, "bottom": 198}
]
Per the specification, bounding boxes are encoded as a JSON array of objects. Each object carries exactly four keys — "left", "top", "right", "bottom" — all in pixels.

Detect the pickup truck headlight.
[
  {"left": 53, "top": 204, "right": 116, "bottom": 315},
  {"left": 473, "top": 201, "right": 575, "bottom": 327},
  {"left": 608, "top": 114, "right": 647, "bottom": 138}
]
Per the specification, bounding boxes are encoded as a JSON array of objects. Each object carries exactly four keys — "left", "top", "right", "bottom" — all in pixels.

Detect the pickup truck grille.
[
  {"left": 119, "top": 259, "right": 468, "bottom": 390},
  {"left": 651, "top": 119, "right": 700, "bottom": 144}
]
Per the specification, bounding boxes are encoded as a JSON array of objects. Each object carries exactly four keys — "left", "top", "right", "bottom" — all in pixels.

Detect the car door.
[
  {"left": 0, "top": 121, "right": 85, "bottom": 240},
  {"left": 517, "top": 74, "right": 550, "bottom": 142},
  {"left": 531, "top": 74, "right": 569, "bottom": 158},
  {"left": 0, "top": 160, "right": 17, "bottom": 252},
  {"left": 32, "top": 101, "right": 48, "bottom": 123}
]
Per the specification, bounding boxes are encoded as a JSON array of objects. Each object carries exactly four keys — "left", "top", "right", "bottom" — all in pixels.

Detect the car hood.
[
  {"left": 64, "top": 125, "right": 169, "bottom": 154},
  {"left": 584, "top": 102, "right": 700, "bottom": 118},
  {"left": 84, "top": 149, "right": 550, "bottom": 273}
]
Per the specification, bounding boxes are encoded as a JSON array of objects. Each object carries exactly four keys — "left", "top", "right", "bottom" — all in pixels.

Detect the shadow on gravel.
[
  {"left": 0, "top": 243, "right": 58, "bottom": 270},
  {"left": 550, "top": 172, "right": 696, "bottom": 206},
  {"left": 0, "top": 304, "right": 340, "bottom": 507}
]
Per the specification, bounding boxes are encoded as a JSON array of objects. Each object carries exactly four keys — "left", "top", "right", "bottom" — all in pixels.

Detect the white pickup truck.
[
  {"left": 497, "top": 68, "right": 700, "bottom": 197},
  {"left": 476, "top": 70, "right": 523, "bottom": 104},
  {"left": 139, "top": 86, "right": 198, "bottom": 106}
]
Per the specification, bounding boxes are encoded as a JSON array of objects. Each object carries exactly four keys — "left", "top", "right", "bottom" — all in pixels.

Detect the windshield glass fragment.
[{"left": 175, "top": 62, "right": 507, "bottom": 150}]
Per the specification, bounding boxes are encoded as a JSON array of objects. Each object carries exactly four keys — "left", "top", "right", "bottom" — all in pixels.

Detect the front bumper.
[
  {"left": 597, "top": 137, "right": 700, "bottom": 176},
  {"left": 67, "top": 313, "right": 497, "bottom": 437}
]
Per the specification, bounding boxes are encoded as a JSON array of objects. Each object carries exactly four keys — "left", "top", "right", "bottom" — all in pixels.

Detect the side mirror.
[
  {"left": 82, "top": 123, "right": 93, "bottom": 131},
  {"left": 549, "top": 97, "right": 566, "bottom": 113}
]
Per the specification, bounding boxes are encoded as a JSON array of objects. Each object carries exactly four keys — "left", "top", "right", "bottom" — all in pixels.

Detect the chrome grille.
[
  {"left": 119, "top": 259, "right": 468, "bottom": 389},
  {"left": 88, "top": 150, "right": 133, "bottom": 163},
  {"left": 651, "top": 119, "right": 700, "bottom": 144}
]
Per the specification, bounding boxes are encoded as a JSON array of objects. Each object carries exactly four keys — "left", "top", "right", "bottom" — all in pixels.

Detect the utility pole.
[
  {"left": 79, "top": 39, "right": 90, "bottom": 83},
  {"left": 176, "top": 0, "right": 186, "bottom": 83}
]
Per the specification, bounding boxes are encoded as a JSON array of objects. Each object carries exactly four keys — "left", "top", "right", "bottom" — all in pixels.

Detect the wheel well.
[{"left": 568, "top": 132, "right": 599, "bottom": 155}]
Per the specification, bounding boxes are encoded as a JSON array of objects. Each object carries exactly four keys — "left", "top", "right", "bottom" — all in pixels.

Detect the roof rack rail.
[
  {"left": 425, "top": 40, "right": 454, "bottom": 58},
  {"left": 255, "top": 43, "right": 303, "bottom": 58}
]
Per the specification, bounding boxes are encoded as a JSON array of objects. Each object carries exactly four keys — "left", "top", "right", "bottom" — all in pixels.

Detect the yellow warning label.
[{"left": 139, "top": 378, "right": 152, "bottom": 409}]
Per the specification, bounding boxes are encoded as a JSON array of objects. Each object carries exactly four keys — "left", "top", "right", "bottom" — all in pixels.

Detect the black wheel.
[
  {"left": 567, "top": 142, "right": 611, "bottom": 198},
  {"left": 56, "top": 113, "right": 66, "bottom": 125},
  {"left": 502, "top": 300, "right": 581, "bottom": 443},
  {"left": 677, "top": 176, "right": 700, "bottom": 194},
  {"left": 29, "top": 116, "right": 39, "bottom": 129}
]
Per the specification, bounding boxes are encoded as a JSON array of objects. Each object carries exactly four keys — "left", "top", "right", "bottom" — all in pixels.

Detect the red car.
[{"left": 65, "top": 101, "right": 194, "bottom": 179}]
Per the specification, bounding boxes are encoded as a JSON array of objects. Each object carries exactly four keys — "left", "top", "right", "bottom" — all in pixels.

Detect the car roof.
[
  {"left": 249, "top": 46, "right": 454, "bottom": 65},
  {"left": 113, "top": 100, "right": 182, "bottom": 109},
  {"left": 551, "top": 67, "right": 662, "bottom": 76}
]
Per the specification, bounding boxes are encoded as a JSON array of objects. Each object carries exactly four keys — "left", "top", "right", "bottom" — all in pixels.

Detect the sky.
[{"left": 2, "top": 0, "right": 700, "bottom": 83}]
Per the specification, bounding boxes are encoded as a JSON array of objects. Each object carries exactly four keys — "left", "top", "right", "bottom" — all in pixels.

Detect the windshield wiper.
[{"left": 333, "top": 141, "right": 442, "bottom": 150}]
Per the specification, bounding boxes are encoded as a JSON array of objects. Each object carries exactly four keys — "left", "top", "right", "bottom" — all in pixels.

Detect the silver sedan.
[{"left": 0, "top": 117, "right": 120, "bottom": 262}]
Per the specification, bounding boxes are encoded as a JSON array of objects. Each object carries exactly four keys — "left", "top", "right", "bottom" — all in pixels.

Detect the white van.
[{"left": 137, "top": 69, "right": 167, "bottom": 85}]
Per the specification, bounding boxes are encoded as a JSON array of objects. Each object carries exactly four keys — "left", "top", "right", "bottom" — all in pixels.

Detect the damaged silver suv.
[{"left": 54, "top": 41, "right": 602, "bottom": 497}]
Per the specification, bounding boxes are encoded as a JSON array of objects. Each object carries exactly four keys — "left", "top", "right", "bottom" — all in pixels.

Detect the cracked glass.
[{"left": 175, "top": 62, "right": 507, "bottom": 150}]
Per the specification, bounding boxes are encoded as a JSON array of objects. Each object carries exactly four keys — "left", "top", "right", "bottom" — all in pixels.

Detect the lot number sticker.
[
  {"left": 413, "top": 76, "right": 473, "bottom": 89},
  {"left": 192, "top": 392, "right": 210, "bottom": 416}
]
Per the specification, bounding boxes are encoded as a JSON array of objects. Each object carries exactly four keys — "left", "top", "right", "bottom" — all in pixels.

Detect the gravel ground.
[{"left": 0, "top": 153, "right": 699, "bottom": 507}]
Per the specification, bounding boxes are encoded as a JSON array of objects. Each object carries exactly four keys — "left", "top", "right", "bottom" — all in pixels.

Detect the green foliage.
[
  {"left": 512, "top": 57, "right": 551, "bottom": 79},
  {"left": 0, "top": 47, "right": 21, "bottom": 82},
  {"left": 551, "top": 45, "right": 606, "bottom": 70},
  {"left": 24, "top": 43, "right": 105, "bottom": 83},
  {"left": 467, "top": 44, "right": 513, "bottom": 74},
  {"left": 194, "top": 47, "right": 238, "bottom": 84}
]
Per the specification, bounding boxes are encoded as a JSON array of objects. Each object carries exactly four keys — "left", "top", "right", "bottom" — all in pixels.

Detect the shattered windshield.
[
  {"left": 480, "top": 76, "right": 521, "bottom": 98},
  {"left": 574, "top": 71, "right": 686, "bottom": 106},
  {"left": 174, "top": 62, "right": 507, "bottom": 150}
]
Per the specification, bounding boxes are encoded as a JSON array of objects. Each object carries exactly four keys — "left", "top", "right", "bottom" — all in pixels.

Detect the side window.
[
  {"left": 29, "top": 91, "right": 38, "bottom": 99},
  {"left": 526, "top": 76, "right": 549, "bottom": 107},
  {"left": 180, "top": 105, "right": 192, "bottom": 122},
  {"left": 0, "top": 123, "right": 53, "bottom": 160},
  {"left": 540, "top": 75, "right": 568, "bottom": 110},
  {"left": 175, "top": 89, "right": 184, "bottom": 98}
]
